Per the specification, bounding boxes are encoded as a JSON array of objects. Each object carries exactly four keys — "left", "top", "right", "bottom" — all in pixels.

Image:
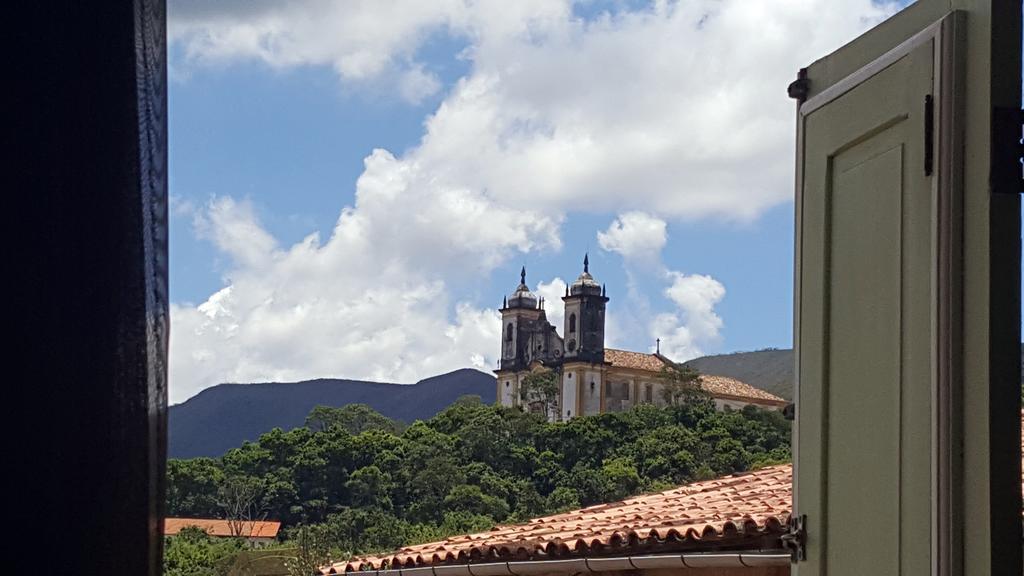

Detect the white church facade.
[{"left": 494, "top": 257, "right": 787, "bottom": 420}]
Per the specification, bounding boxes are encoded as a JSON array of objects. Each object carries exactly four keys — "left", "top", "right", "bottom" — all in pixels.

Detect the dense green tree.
[
  {"left": 545, "top": 486, "right": 581, "bottom": 512},
  {"left": 346, "top": 465, "right": 394, "bottom": 510},
  {"left": 600, "top": 457, "right": 643, "bottom": 501},
  {"left": 321, "top": 508, "right": 409, "bottom": 555},
  {"left": 659, "top": 363, "right": 705, "bottom": 406},
  {"left": 518, "top": 369, "right": 560, "bottom": 416},
  {"left": 284, "top": 523, "right": 334, "bottom": 576},
  {"left": 167, "top": 399, "right": 792, "bottom": 572},
  {"left": 163, "top": 526, "right": 247, "bottom": 576},
  {"left": 166, "top": 458, "right": 224, "bottom": 518},
  {"left": 305, "top": 404, "right": 402, "bottom": 435},
  {"left": 443, "top": 484, "right": 510, "bottom": 520}
]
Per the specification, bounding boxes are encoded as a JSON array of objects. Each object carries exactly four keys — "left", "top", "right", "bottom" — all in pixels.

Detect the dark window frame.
[{"left": 13, "top": 1, "right": 168, "bottom": 574}]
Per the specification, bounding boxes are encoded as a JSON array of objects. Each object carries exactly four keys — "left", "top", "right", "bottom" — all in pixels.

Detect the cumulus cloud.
[
  {"left": 170, "top": 0, "right": 897, "bottom": 222},
  {"left": 168, "top": 0, "right": 566, "bottom": 103},
  {"left": 598, "top": 212, "right": 724, "bottom": 361},
  {"left": 171, "top": 1, "right": 896, "bottom": 215},
  {"left": 597, "top": 211, "right": 667, "bottom": 265},
  {"left": 651, "top": 272, "right": 726, "bottom": 360},
  {"left": 535, "top": 277, "right": 568, "bottom": 330},
  {"left": 168, "top": 176, "right": 549, "bottom": 402},
  {"left": 398, "top": 65, "right": 443, "bottom": 104},
  {"left": 169, "top": 0, "right": 897, "bottom": 400}
]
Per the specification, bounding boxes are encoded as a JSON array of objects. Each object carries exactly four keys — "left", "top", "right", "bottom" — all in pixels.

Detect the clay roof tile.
[{"left": 322, "top": 465, "right": 792, "bottom": 573}]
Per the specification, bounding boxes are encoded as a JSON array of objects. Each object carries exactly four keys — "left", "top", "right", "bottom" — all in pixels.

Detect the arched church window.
[
  {"left": 569, "top": 313, "right": 576, "bottom": 333},
  {"left": 506, "top": 323, "right": 513, "bottom": 341}
]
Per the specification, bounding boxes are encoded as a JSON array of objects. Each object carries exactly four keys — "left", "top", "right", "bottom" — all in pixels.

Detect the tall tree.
[
  {"left": 659, "top": 363, "right": 705, "bottom": 406},
  {"left": 518, "top": 369, "right": 560, "bottom": 418},
  {"left": 217, "top": 477, "right": 265, "bottom": 537}
]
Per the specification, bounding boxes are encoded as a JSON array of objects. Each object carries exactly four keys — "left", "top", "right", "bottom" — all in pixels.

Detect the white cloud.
[
  {"left": 398, "top": 65, "right": 443, "bottom": 104},
  {"left": 168, "top": 0, "right": 567, "bottom": 100},
  {"left": 652, "top": 272, "right": 726, "bottom": 361},
  {"left": 394, "top": 0, "right": 897, "bottom": 220},
  {"left": 597, "top": 211, "right": 724, "bottom": 360},
  {"left": 169, "top": 0, "right": 897, "bottom": 400},
  {"left": 168, "top": 186, "right": 538, "bottom": 403},
  {"left": 597, "top": 211, "right": 667, "bottom": 265},
  {"left": 535, "top": 277, "right": 568, "bottom": 330}
]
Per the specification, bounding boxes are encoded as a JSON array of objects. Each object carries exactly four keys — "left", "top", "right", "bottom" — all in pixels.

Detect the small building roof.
[
  {"left": 164, "top": 518, "right": 281, "bottom": 539},
  {"left": 325, "top": 465, "right": 792, "bottom": 573}
]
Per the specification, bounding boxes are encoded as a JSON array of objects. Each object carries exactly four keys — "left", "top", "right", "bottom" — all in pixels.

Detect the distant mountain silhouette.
[
  {"left": 169, "top": 369, "right": 495, "bottom": 459},
  {"left": 171, "top": 345, "right": 1023, "bottom": 459},
  {"left": 685, "top": 349, "right": 795, "bottom": 401},
  {"left": 686, "top": 343, "right": 1024, "bottom": 402}
]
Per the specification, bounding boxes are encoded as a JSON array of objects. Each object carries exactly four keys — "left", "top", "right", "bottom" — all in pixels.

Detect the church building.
[{"left": 495, "top": 256, "right": 787, "bottom": 421}]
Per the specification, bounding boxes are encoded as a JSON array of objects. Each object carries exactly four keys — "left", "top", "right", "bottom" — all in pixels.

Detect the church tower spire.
[{"left": 562, "top": 254, "right": 608, "bottom": 363}]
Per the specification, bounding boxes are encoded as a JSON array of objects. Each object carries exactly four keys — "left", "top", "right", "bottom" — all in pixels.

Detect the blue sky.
[{"left": 167, "top": 0, "right": 902, "bottom": 403}]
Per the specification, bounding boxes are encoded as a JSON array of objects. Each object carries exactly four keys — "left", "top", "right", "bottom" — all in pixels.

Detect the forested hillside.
[
  {"left": 167, "top": 397, "right": 791, "bottom": 559},
  {"left": 169, "top": 368, "right": 495, "bottom": 458},
  {"left": 685, "top": 344, "right": 1024, "bottom": 400},
  {"left": 685, "top": 349, "right": 794, "bottom": 400}
]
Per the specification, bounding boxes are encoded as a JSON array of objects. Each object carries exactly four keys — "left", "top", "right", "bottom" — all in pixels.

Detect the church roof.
[
  {"left": 569, "top": 253, "right": 604, "bottom": 296},
  {"left": 506, "top": 266, "right": 538, "bottom": 309},
  {"left": 699, "top": 375, "right": 787, "bottom": 405},
  {"left": 603, "top": 349, "right": 785, "bottom": 405},
  {"left": 604, "top": 348, "right": 671, "bottom": 372}
]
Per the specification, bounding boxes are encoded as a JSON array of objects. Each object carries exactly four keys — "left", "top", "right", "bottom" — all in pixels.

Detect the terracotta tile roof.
[
  {"left": 603, "top": 349, "right": 784, "bottom": 405},
  {"left": 604, "top": 348, "right": 670, "bottom": 372},
  {"left": 164, "top": 518, "right": 281, "bottom": 539},
  {"left": 324, "top": 465, "right": 792, "bottom": 573},
  {"left": 699, "top": 375, "right": 787, "bottom": 405}
]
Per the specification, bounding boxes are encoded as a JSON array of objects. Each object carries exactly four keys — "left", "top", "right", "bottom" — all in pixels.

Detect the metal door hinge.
[
  {"left": 782, "top": 402, "right": 795, "bottom": 421},
  {"left": 788, "top": 68, "right": 809, "bottom": 103},
  {"left": 991, "top": 106, "right": 1023, "bottom": 194},
  {"left": 781, "top": 514, "right": 807, "bottom": 563}
]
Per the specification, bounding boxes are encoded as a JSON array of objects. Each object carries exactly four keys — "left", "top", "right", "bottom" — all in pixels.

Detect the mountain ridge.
[
  {"left": 169, "top": 368, "right": 496, "bottom": 459},
  {"left": 170, "top": 344, "right": 1023, "bottom": 460},
  {"left": 684, "top": 348, "right": 794, "bottom": 401}
]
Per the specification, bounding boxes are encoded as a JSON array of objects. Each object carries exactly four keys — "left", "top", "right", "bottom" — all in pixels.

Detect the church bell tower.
[
  {"left": 562, "top": 254, "right": 608, "bottom": 363},
  {"left": 499, "top": 266, "right": 540, "bottom": 371}
]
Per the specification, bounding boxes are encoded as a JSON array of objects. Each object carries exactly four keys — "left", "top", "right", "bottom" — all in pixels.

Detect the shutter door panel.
[{"left": 794, "top": 12, "right": 961, "bottom": 576}]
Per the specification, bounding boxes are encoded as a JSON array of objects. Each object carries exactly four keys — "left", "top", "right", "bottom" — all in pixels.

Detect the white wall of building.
[
  {"left": 498, "top": 376, "right": 516, "bottom": 407},
  {"left": 582, "top": 369, "right": 603, "bottom": 415},
  {"left": 561, "top": 371, "right": 578, "bottom": 420}
]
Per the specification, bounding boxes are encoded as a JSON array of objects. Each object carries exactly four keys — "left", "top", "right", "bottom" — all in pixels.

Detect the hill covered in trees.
[
  {"left": 167, "top": 397, "right": 791, "bottom": 561},
  {"left": 685, "top": 344, "right": 1024, "bottom": 400},
  {"left": 169, "top": 368, "right": 496, "bottom": 458},
  {"left": 685, "top": 349, "right": 794, "bottom": 400}
]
